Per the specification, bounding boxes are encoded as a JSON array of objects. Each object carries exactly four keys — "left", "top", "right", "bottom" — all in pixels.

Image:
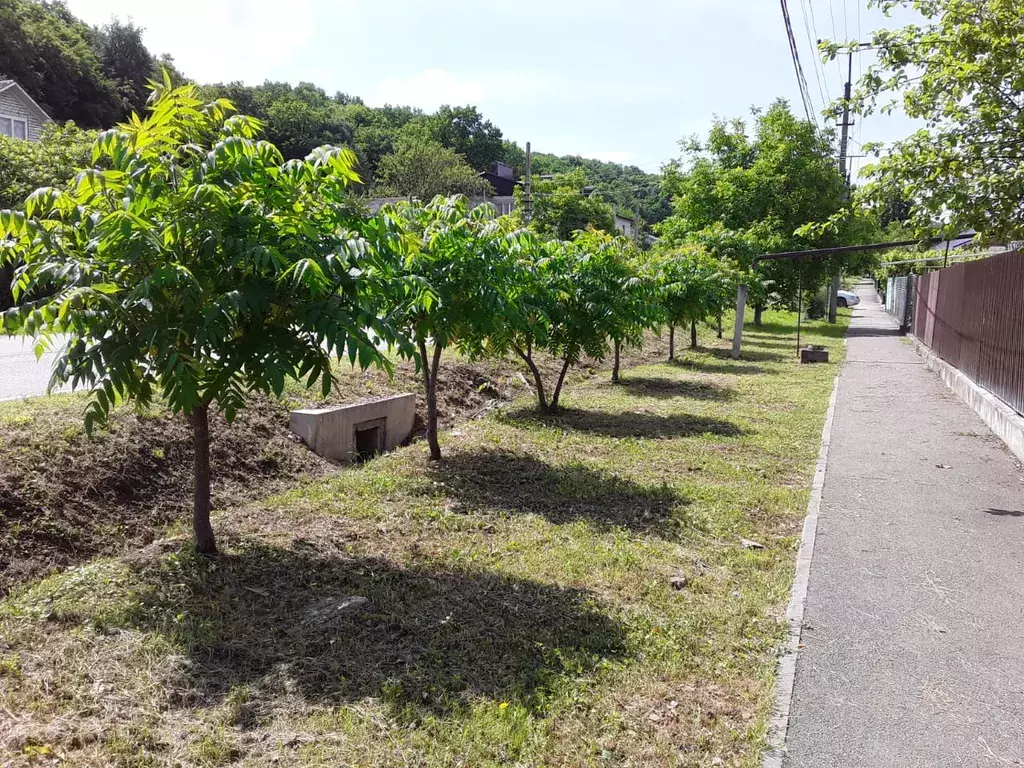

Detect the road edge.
[{"left": 761, "top": 368, "right": 842, "bottom": 768}]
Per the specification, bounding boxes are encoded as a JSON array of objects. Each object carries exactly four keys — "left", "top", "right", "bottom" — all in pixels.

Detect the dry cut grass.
[{"left": 0, "top": 311, "right": 849, "bottom": 767}]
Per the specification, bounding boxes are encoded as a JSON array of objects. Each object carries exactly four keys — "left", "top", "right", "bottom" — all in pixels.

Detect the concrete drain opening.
[
  {"left": 354, "top": 418, "right": 385, "bottom": 462},
  {"left": 289, "top": 393, "right": 416, "bottom": 463}
]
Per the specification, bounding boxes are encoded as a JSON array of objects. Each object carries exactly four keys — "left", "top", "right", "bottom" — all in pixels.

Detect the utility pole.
[
  {"left": 633, "top": 204, "right": 640, "bottom": 245},
  {"left": 829, "top": 50, "right": 855, "bottom": 325},
  {"left": 523, "top": 141, "right": 533, "bottom": 224}
]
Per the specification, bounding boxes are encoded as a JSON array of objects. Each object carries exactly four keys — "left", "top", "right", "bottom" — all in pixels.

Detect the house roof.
[{"left": 0, "top": 79, "right": 52, "bottom": 122}]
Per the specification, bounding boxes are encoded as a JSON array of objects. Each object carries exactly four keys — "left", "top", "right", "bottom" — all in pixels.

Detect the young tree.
[
  {"left": 383, "top": 196, "right": 517, "bottom": 459},
  {"left": 828, "top": 0, "right": 1024, "bottom": 241},
  {"left": 0, "top": 79, "right": 404, "bottom": 555},
  {"left": 376, "top": 136, "right": 492, "bottom": 200},
  {"left": 495, "top": 231, "right": 645, "bottom": 411},
  {"left": 572, "top": 230, "right": 660, "bottom": 383},
  {"left": 656, "top": 247, "right": 739, "bottom": 359}
]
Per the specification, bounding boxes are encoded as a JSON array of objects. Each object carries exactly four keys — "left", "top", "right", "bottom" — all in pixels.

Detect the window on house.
[{"left": 0, "top": 116, "right": 28, "bottom": 139}]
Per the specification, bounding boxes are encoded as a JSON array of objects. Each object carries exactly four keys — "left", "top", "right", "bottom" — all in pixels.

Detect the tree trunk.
[
  {"left": 690, "top": 319, "right": 698, "bottom": 349},
  {"left": 611, "top": 339, "right": 621, "bottom": 383},
  {"left": 754, "top": 304, "right": 764, "bottom": 326},
  {"left": 190, "top": 404, "right": 217, "bottom": 555},
  {"left": 668, "top": 325, "right": 675, "bottom": 361},
  {"left": 828, "top": 272, "right": 840, "bottom": 324},
  {"left": 516, "top": 346, "right": 548, "bottom": 411},
  {"left": 717, "top": 312, "right": 723, "bottom": 339},
  {"left": 0, "top": 264, "right": 14, "bottom": 311},
  {"left": 549, "top": 358, "right": 572, "bottom": 412},
  {"left": 418, "top": 338, "right": 443, "bottom": 460}
]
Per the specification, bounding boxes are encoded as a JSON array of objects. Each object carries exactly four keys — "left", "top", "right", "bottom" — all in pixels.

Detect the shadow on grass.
[
  {"left": 609, "top": 376, "right": 735, "bottom": 401},
  {"left": 746, "top": 321, "right": 849, "bottom": 340},
  {"left": 435, "top": 449, "right": 694, "bottom": 534},
  {"left": 742, "top": 339, "right": 802, "bottom": 351},
  {"left": 505, "top": 407, "right": 745, "bottom": 440},
  {"left": 710, "top": 347, "right": 787, "bottom": 363},
  {"left": 667, "top": 358, "right": 771, "bottom": 376},
  {"left": 111, "top": 540, "right": 625, "bottom": 718}
]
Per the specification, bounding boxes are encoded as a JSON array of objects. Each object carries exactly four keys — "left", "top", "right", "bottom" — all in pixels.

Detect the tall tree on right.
[
  {"left": 829, "top": 0, "right": 1024, "bottom": 242},
  {"left": 659, "top": 102, "right": 852, "bottom": 323}
]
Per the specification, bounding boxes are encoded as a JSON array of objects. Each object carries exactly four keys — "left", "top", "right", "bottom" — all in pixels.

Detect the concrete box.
[
  {"left": 289, "top": 393, "right": 416, "bottom": 462},
  {"left": 800, "top": 347, "right": 829, "bottom": 364}
]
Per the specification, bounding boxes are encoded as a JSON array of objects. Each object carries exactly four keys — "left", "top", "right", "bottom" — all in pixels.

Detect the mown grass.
[{"left": 0, "top": 310, "right": 848, "bottom": 767}]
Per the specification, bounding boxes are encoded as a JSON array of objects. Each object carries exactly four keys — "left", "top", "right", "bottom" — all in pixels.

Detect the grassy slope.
[
  {"left": 0, "top": 311, "right": 848, "bottom": 767},
  {"left": 0, "top": 340, "right": 670, "bottom": 590}
]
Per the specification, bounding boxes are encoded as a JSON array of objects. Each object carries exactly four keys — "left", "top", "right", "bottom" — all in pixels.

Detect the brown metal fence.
[{"left": 913, "top": 251, "right": 1024, "bottom": 416}]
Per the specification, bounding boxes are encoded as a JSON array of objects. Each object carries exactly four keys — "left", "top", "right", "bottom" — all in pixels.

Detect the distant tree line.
[{"left": 0, "top": 0, "right": 667, "bottom": 229}]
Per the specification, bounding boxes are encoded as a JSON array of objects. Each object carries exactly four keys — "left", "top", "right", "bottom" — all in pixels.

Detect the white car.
[{"left": 837, "top": 290, "right": 860, "bottom": 308}]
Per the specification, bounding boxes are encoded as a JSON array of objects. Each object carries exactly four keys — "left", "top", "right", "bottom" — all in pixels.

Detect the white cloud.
[
  {"left": 65, "top": 0, "right": 323, "bottom": 84},
  {"left": 580, "top": 151, "right": 634, "bottom": 164},
  {"left": 369, "top": 68, "right": 547, "bottom": 111}
]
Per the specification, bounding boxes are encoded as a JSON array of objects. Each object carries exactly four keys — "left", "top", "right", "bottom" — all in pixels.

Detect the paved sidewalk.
[
  {"left": 784, "top": 281, "right": 1024, "bottom": 767},
  {"left": 0, "top": 335, "right": 61, "bottom": 401}
]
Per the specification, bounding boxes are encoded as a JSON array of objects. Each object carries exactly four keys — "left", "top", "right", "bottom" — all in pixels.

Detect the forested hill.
[{"left": 0, "top": 0, "right": 667, "bottom": 223}]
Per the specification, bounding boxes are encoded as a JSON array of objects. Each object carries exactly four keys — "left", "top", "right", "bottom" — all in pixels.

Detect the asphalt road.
[
  {"left": 0, "top": 335, "right": 66, "bottom": 401},
  {"left": 784, "top": 283, "right": 1024, "bottom": 766}
]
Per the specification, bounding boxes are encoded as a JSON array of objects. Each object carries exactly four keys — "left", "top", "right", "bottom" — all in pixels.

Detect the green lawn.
[{"left": 0, "top": 311, "right": 848, "bottom": 767}]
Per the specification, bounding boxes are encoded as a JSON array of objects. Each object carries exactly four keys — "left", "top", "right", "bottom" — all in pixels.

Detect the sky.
[{"left": 64, "top": 0, "right": 922, "bottom": 177}]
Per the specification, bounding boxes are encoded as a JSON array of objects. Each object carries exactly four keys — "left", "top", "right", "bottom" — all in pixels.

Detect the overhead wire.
[
  {"left": 780, "top": 0, "right": 818, "bottom": 126},
  {"left": 798, "top": 0, "right": 829, "bottom": 113}
]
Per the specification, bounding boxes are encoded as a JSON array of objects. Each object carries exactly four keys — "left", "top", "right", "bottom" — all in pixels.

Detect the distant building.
[
  {"left": 0, "top": 80, "right": 51, "bottom": 141},
  {"left": 613, "top": 206, "right": 636, "bottom": 238},
  {"left": 478, "top": 161, "right": 517, "bottom": 197}
]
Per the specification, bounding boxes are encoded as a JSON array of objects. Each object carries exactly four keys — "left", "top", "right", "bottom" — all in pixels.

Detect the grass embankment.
[
  {"left": 0, "top": 311, "right": 848, "bottom": 767},
  {"left": 0, "top": 341, "right": 668, "bottom": 590}
]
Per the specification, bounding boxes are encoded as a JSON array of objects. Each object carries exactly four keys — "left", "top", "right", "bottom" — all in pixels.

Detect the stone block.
[
  {"left": 800, "top": 346, "right": 829, "bottom": 364},
  {"left": 289, "top": 393, "right": 416, "bottom": 462}
]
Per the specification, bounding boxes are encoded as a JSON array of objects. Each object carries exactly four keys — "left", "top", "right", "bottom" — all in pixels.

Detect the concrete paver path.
[{"left": 784, "top": 281, "right": 1024, "bottom": 767}]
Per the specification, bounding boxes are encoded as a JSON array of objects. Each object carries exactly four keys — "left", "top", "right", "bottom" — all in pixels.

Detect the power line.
[
  {"left": 780, "top": 0, "right": 817, "bottom": 125},
  {"left": 826, "top": 0, "right": 845, "bottom": 86},
  {"left": 798, "top": 0, "right": 829, "bottom": 112}
]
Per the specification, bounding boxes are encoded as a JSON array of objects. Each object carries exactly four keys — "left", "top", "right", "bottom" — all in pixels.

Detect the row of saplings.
[{"left": 0, "top": 80, "right": 742, "bottom": 555}]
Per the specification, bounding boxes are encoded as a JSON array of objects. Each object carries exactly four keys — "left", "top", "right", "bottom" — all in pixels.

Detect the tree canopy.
[
  {"left": 521, "top": 169, "right": 617, "bottom": 241},
  {"left": 831, "top": 0, "right": 1024, "bottom": 241},
  {"left": 0, "top": 0, "right": 178, "bottom": 127},
  {"left": 375, "top": 135, "right": 492, "bottom": 200},
  {"left": 658, "top": 101, "right": 867, "bottom": 310},
  {"left": 383, "top": 196, "right": 518, "bottom": 457}
]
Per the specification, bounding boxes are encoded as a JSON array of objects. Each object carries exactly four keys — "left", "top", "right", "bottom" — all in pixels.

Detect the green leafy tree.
[
  {"left": 655, "top": 247, "right": 739, "bottom": 358},
  {"left": 0, "top": 79, "right": 404, "bottom": 554},
  {"left": 0, "top": 122, "right": 96, "bottom": 309},
  {"left": 382, "top": 196, "right": 517, "bottom": 459},
  {"left": 520, "top": 169, "right": 617, "bottom": 240},
  {"left": 659, "top": 102, "right": 851, "bottom": 323},
  {"left": 426, "top": 105, "right": 504, "bottom": 172},
  {"left": 0, "top": 0, "right": 123, "bottom": 126},
  {"left": 376, "top": 136, "right": 492, "bottom": 200},
  {"left": 200, "top": 82, "right": 356, "bottom": 161},
  {"left": 826, "top": 0, "right": 1024, "bottom": 241},
  {"left": 572, "top": 230, "right": 660, "bottom": 382},
  {"left": 494, "top": 231, "right": 645, "bottom": 411},
  {"left": 95, "top": 19, "right": 159, "bottom": 117},
  {"left": 530, "top": 152, "right": 672, "bottom": 226}
]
